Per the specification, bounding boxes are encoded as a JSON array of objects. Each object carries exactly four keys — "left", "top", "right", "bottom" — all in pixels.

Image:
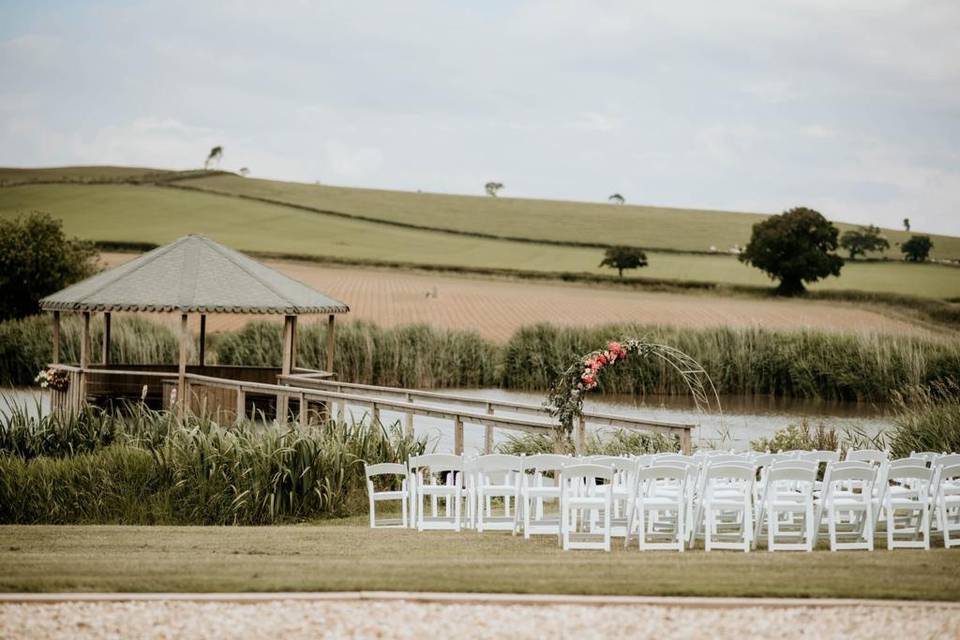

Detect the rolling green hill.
[
  {"left": 2, "top": 178, "right": 959, "bottom": 299},
  {"left": 0, "top": 167, "right": 960, "bottom": 298},
  {"left": 176, "top": 173, "right": 960, "bottom": 260}
]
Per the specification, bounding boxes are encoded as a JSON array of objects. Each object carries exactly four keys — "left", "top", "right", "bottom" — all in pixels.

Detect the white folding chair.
[
  {"left": 700, "top": 462, "right": 755, "bottom": 552},
  {"left": 755, "top": 460, "right": 817, "bottom": 552},
  {"left": 910, "top": 451, "right": 941, "bottom": 466},
  {"left": 410, "top": 454, "right": 464, "bottom": 531},
  {"left": 473, "top": 454, "right": 523, "bottom": 533},
  {"left": 821, "top": 461, "right": 876, "bottom": 551},
  {"left": 885, "top": 465, "right": 933, "bottom": 550},
  {"left": 935, "top": 463, "right": 960, "bottom": 548},
  {"left": 588, "top": 456, "right": 636, "bottom": 537},
  {"left": 629, "top": 464, "right": 687, "bottom": 551},
  {"left": 560, "top": 464, "right": 614, "bottom": 551},
  {"left": 364, "top": 463, "right": 409, "bottom": 529},
  {"left": 519, "top": 454, "right": 569, "bottom": 539}
]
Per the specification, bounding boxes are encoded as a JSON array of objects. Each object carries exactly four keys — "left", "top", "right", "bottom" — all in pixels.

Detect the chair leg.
[{"left": 369, "top": 497, "right": 376, "bottom": 529}]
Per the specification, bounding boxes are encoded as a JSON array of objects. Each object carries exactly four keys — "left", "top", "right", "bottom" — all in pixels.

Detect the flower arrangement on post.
[
  {"left": 35, "top": 367, "right": 69, "bottom": 392},
  {"left": 546, "top": 339, "right": 653, "bottom": 435}
]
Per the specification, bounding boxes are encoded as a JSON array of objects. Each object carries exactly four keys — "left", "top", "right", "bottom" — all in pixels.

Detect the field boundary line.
[{"left": 2, "top": 592, "right": 958, "bottom": 609}]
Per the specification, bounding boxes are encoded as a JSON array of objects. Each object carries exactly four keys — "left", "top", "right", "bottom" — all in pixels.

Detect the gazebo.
[{"left": 41, "top": 234, "right": 349, "bottom": 420}]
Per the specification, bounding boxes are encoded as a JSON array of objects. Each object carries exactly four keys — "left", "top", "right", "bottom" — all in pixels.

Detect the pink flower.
[
  {"left": 596, "top": 354, "right": 608, "bottom": 366},
  {"left": 608, "top": 341, "right": 622, "bottom": 354},
  {"left": 582, "top": 374, "right": 594, "bottom": 386}
]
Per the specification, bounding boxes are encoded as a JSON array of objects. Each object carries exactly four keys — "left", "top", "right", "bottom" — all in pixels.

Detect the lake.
[{"left": 3, "top": 387, "right": 893, "bottom": 453}]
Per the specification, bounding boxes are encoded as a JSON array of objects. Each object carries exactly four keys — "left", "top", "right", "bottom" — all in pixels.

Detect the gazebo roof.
[{"left": 40, "top": 235, "right": 350, "bottom": 315}]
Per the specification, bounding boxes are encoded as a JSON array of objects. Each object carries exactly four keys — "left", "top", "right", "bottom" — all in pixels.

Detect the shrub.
[
  {"left": 750, "top": 419, "right": 840, "bottom": 453},
  {"left": 885, "top": 381, "right": 960, "bottom": 457},
  {"left": 496, "top": 429, "right": 678, "bottom": 455}
]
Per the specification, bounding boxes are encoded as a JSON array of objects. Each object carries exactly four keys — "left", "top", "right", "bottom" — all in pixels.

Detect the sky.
[{"left": 1, "top": 0, "right": 958, "bottom": 235}]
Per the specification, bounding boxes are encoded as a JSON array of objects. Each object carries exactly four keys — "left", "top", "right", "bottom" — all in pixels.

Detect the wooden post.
[
  {"left": 679, "top": 428, "right": 692, "bottom": 455},
  {"left": 371, "top": 402, "right": 380, "bottom": 425},
  {"left": 278, "top": 315, "right": 295, "bottom": 423},
  {"left": 290, "top": 315, "right": 298, "bottom": 371},
  {"left": 454, "top": 416, "right": 464, "bottom": 455},
  {"left": 404, "top": 392, "right": 414, "bottom": 438},
  {"left": 51, "top": 311, "right": 61, "bottom": 364},
  {"left": 299, "top": 392, "right": 308, "bottom": 427},
  {"left": 235, "top": 388, "right": 245, "bottom": 423},
  {"left": 178, "top": 313, "right": 188, "bottom": 417},
  {"left": 326, "top": 314, "right": 336, "bottom": 374},
  {"left": 198, "top": 314, "right": 206, "bottom": 368},
  {"left": 101, "top": 312, "right": 111, "bottom": 365},
  {"left": 575, "top": 415, "right": 586, "bottom": 455},
  {"left": 484, "top": 402, "right": 494, "bottom": 454},
  {"left": 76, "top": 311, "right": 91, "bottom": 409}
]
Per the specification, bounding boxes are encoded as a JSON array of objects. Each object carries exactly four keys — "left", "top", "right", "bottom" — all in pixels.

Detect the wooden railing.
[
  {"left": 46, "top": 363, "right": 695, "bottom": 454},
  {"left": 280, "top": 375, "right": 695, "bottom": 454}
]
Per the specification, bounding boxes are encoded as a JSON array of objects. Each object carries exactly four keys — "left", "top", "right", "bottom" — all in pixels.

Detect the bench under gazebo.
[{"left": 41, "top": 234, "right": 349, "bottom": 422}]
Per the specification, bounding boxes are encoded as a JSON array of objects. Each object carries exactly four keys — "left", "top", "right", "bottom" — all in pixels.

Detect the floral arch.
[{"left": 546, "top": 339, "right": 723, "bottom": 436}]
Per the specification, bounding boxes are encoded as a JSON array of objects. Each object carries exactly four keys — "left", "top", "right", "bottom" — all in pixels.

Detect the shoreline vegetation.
[{"left": 2, "top": 315, "right": 958, "bottom": 402}]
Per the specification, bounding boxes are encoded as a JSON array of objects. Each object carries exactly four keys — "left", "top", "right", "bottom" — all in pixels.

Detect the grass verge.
[{"left": 1, "top": 522, "right": 958, "bottom": 599}]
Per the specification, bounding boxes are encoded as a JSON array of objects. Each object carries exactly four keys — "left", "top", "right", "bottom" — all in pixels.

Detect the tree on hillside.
[
  {"left": 484, "top": 181, "right": 504, "bottom": 197},
  {"left": 608, "top": 193, "right": 625, "bottom": 205},
  {"left": 204, "top": 146, "right": 223, "bottom": 170},
  {"left": 901, "top": 235, "right": 933, "bottom": 262},
  {"left": 839, "top": 225, "right": 889, "bottom": 260},
  {"left": 903, "top": 218, "right": 911, "bottom": 232},
  {"left": 238, "top": 167, "right": 250, "bottom": 177},
  {"left": 599, "top": 246, "right": 648, "bottom": 278},
  {"left": 739, "top": 207, "right": 843, "bottom": 296},
  {"left": 0, "top": 211, "right": 97, "bottom": 321}
]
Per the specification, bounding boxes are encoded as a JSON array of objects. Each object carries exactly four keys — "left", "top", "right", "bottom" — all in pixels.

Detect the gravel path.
[{"left": 2, "top": 600, "right": 958, "bottom": 639}]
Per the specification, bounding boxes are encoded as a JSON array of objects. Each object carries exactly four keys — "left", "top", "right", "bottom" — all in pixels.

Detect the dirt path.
[
  {"left": 100, "top": 253, "right": 932, "bottom": 341},
  {"left": 2, "top": 598, "right": 957, "bottom": 639}
]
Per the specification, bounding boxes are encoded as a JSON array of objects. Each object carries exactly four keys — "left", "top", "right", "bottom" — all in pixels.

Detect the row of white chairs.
[{"left": 364, "top": 449, "right": 960, "bottom": 552}]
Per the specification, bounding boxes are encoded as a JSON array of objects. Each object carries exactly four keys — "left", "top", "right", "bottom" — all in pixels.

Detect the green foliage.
[
  {"left": 840, "top": 225, "right": 890, "bottom": 260},
  {"left": 902, "top": 235, "right": 934, "bottom": 262},
  {"left": 883, "top": 381, "right": 960, "bottom": 457},
  {"left": 750, "top": 419, "right": 840, "bottom": 453},
  {"left": 0, "top": 211, "right": 97, "bottom": 320},
  {"left": 599, "top": 245, "right": 648, "bottom": 278},
  {"left": 495, "top": 429, "right": 677, "bottom": 456},
  {"left": 739, "top": 207, "right": 844, "bottom": 295},
  {"left": 0, "top": 404, "right": 426, "bottom": 525},
  {"left": 500, "top": 323, "right": 960, "bottom": 402}
]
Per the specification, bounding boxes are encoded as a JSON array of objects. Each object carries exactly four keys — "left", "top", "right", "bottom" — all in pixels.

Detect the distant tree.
[
  {"left": 0, "top": 211, "right": 97, "bottom": 320},
  {"left": 901, "top": 235, "right": 933, "bottom": 262},
  {"left": 839, "top": 225, "right": 889, "bottom": 260},
  {"left": 204, "top": 146, "right": 223, "bottom": 170},
  {"left": 739, "top": 207, "right": 843, "bottom": 296},
  {"left": 238, "top": 167, "right": 250, "bottom": 177},
  {"left": 608, "top": 193, "right": 625, "bottom": 205},
  {"left": 903, "top": 218, "right": 911, "bottom": 232},
  {"left": 484, "top": 181, "right": 504, "bottom": 197},
  {"left": 599, "top": 246, "right": 648, "bottom": 278}
]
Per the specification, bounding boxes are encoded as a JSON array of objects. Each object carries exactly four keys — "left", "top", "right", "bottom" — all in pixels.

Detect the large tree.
[
  {"left": 901, "top": 235, "right": 933, "bottom": 262},
  {"left": 599, "top": 246, "right": 648, "bottom": 278},
  {"left": 840, "top": 225, "right": 889, "bottom": 260},
  {"left": 0, "top": 211, "right": 97, "bottom": 320},
  {"left": 484, "top": 181, "right": 504, "bottom": 197},
  {"left": 204, "top": 145, "right": 223, "bottom": 170},
  {"left": 739, "top": 207, "right": 843, "bottom": 295}
]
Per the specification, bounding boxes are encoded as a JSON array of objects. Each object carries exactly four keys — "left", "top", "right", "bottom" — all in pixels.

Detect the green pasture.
[
  {"left": 180, "top": 173, "right": 960, "bottom": 261},
  {"left": 1, "top": 182, "right": 959, "bottom": 298},
  {"left": 1, "top": 522, "right": 958, "bottom": 599}
]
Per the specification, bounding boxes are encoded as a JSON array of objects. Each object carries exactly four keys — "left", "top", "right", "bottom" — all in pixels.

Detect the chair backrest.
[
  {"left": 934, "top": 454, "right": 960, "bottom": 469},
  {"left": 705, "top": 462, "right": 755, "bottom": 482},
  {"left": 826, "top": 460, "right": 876, "bottom": 483},
  {"left": 560, "top": 463, "right": 614, "bottom": 483},
  {"left": 409, "top": 453, "right": 463, "bottom": 474},
  {"left": 524, "top": 454, "right": 569, "bottom": 473},
  {"left": 706, "top": 454, "right": 752, "bottom": 466},
  {"left": 365, "top": 462, "right": 408, "bottom": 479},
  {"left": 799, "top": 450, "right": 840, "bottom": 464},
  {"left": 633, "top": 454, "right": 653, "bottom": 468},
  {"left": 766, "top": 461, "right": 817, "bottom": 484},
  {"left": 886, "top": 465, "right": 933, "bottom": 483},
  {"left": 936, "top": 463, "right": 960, "bottom": 484},
  {"left": 474, "top": 454, "right": 524, "bottom": 473},
  {"left": 637, "top": 464, "right": 686, "bottom": 482},
  {"left": 654, "top": 454, "right": 692, "bottom": 464},
  {"left": 845, "top": 449, "right": 888, "bottom": 464},
  {"left": 910, "top": 451, "right": 941, "bottom": 465},
  {"left": 888, "top": 457, "right": 929, "bottom": 471}
]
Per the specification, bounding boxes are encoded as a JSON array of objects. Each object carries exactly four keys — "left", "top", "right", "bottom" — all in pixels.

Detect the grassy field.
[
  {"left": 179, "top": 173, "right": 960, "bottom": 260},
  {"left": 2, "top": 182, "right": 959, "bottom": 298},
  {"left": 1, "top": 522, "right": 958, "bottom": 599}
]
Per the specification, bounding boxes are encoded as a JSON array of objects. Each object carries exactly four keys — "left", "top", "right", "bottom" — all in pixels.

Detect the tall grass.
[
  {"left": 500, "top": 324, "right": 960, "bottom": 402},
  {"left": 0, "top": 403, "right": 426, "bottom": 525},
  {"left": 3, "top": 314, "right": 958, "bottom": 402}
]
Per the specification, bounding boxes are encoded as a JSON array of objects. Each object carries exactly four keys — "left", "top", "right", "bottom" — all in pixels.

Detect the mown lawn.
[
  {"left": 1, "top": 521, "right": 958, "bottom": 599},
  {"left": 2, "top": 183, "right": 960, "bottom": 299}
]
